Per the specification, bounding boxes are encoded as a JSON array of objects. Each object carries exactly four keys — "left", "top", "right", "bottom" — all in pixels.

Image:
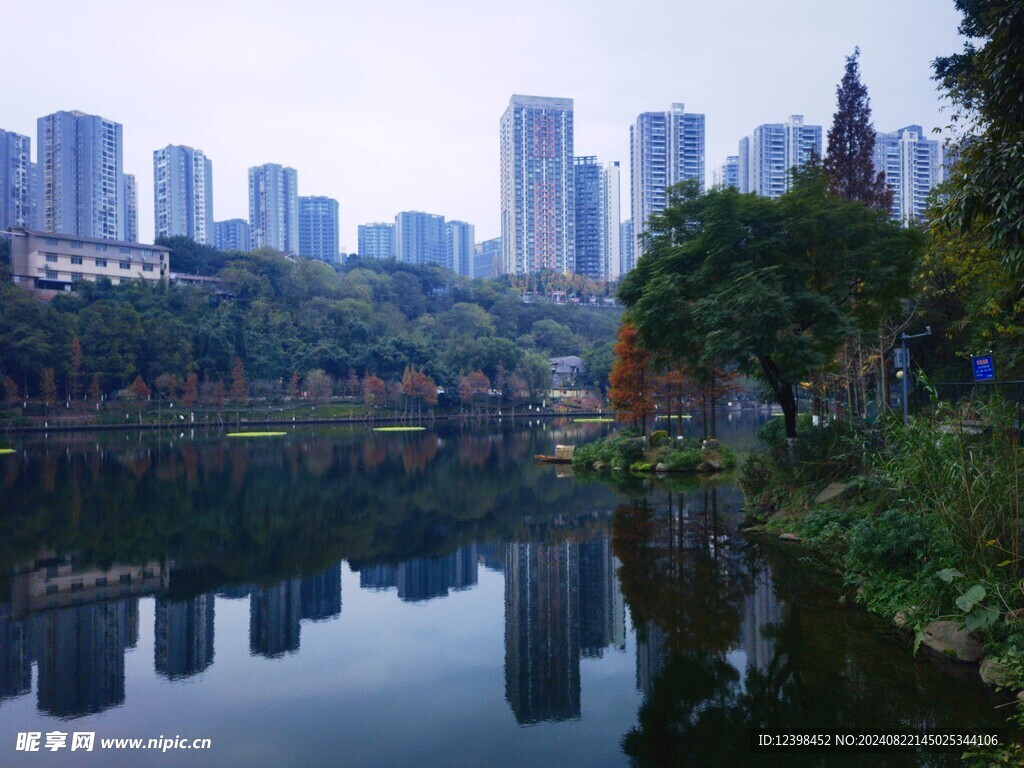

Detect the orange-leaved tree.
[{"left": 609, "top": 322, "right": 655, "bottom": 436}]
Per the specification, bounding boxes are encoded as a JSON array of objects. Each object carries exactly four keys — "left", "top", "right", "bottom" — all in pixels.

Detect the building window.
[
  {"left": 95, "top": 244, "right": 108, "bottom": 252},
  {"left": 95, "top": 258, "right": 107, "bottom": 268},
  {"left": 45, "top": 270, "right": 58, "bottom": 280},
  {"left": 71, "top": 274, "right": 83, "bottom": 282},
  {"left": 118, "top": 246, "right": 131, "bottom": 254},
  {"left": 45, "top": 253, "right": 58, "bottom": 263},
  {"left": 70, "top": 241, "right": 84, "bottom": 249},
  {"left": 44, "top": 237, "right": 58, "bottom": 245},
  {"left": 119, "top": 262, "right": 130, "bottom": 270},
  {"left": 71, "top": 256, "right": 82, "bottom": 265},
  {"left": 142, "top": 264, "right": 153, "bottom": 272}
]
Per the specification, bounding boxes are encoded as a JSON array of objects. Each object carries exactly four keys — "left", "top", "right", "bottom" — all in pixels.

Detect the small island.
[{"left": 571, "top": 430, "right": 737, "bottom": 474}]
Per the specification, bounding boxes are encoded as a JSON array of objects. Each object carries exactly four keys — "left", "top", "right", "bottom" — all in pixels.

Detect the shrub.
[
  {"left": 650, "top": 429, "right": 669, "bottom": 447},
  {"left": 848, "top": 509, "right": 934, "bottom": 575},
  {"left": 665, "top": 448, "right": 702, "bottom": 472},
  {"left": 629, "top": 461, "right": 652, "bottom": 473}
]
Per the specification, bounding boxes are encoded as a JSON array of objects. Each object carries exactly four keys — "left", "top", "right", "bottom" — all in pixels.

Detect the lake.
[{"left": 0, "top": 414, "right": 1012, "bottom": 766}]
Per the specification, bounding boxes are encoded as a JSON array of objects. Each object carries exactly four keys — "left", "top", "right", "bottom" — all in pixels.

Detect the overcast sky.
[{"left": 4, "top": 0, "right": 964, "bottom": 248}]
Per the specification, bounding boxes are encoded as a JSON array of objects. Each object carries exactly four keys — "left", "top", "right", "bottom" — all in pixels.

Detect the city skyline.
[{"left": 1, "top": 0, "right": 962, "bottom": 249}]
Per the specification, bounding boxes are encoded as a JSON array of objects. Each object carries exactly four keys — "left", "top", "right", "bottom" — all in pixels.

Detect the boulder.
[
  {"left": 979, "top": 658, "right": 1014, "bottom": 688},
  {"left": 554, "top": 444, "right": 575, "bottom": 461},
  {"left": 779, "top": 533, "right": 801, "bottom": 543},
  {"left": 701, "top": 439, "right": 720, "bottom": 451},
  {"left": 703, "top": 458, "right": 723, "bottom": 472},
  {"left": 920, "top": 621, "right": 984, "bottom": 663},
  {"left": 593, "top": 461, "right": 607, "bottom": 471},
  {"left": 655, "top": 463, "right": 669, "bottom": 473},
  {"left": 814, "top": 482, "right": 849, "bottom": 504}
]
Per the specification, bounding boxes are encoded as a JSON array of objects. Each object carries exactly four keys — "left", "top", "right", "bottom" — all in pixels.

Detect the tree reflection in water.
[{"left": 613, "top": 483, "right": 1005, "bottom": 768}]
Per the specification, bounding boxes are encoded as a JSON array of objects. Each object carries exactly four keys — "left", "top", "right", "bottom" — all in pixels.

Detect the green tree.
[
  {"left": 620, "top": 171, "right": 921, "bottom": 439},
  {"left": 40, "top": 368, "right": 58, "bottom": 407},
  {"left": 933, "top": 1, "right": 1024, "bottom": 268}
]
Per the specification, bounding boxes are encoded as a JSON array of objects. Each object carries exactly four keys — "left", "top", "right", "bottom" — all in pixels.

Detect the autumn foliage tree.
[
  {"left": 362, "top": 374, "right": 387, "bottom": 407},
  {"left": 130, "top": 375, "right": 150, "bottom": 401},
  {"left": 402, "top": 367, "right": 438, "bottom": 415},
  {"left": 40, "top": 368, "right": 58, "bottom": 408},
  {"left": 69, "top": 336, "right": 83, "bottom": 401},
  {"left": 2, "top": 376, "right": 18, "bottom": 405},
  {"left": 458, "top": 370, "right": 491, "bottom": 409},
  {"left": 609, "top": 322, "right": 655, "bottom": 436},
  {"left": 181, "top": 372, "right": 199, "bottom": 407},
  {"left": 230, "top": 357, "right": 247, "bottom": 401}
]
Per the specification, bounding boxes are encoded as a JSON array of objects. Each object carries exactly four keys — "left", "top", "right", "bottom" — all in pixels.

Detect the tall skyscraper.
[
  {"left": 0, "top": 129, "right": 33, "bottom": 230},
  {"left": 394, "top": 210, "right": 447, "bottom": 267},
  {"left": 298, "top": 195, "right": 340, "bottom": 262},
  {"left": 300, "top": 564, "right": 342, "bottom": 622},
  {"left": 37, "top": 110, "right": 124, "bottom": 240},
  {"left": 153, "top": 145, "right": 214, "bottom": 244},
  {"left": 500, "top": 95, "right": 575, "bottom": 275},
  {"left": 630, "top": 104, "right": 705, "bottom": 270},
  {"left": 714, "top": 156, "right": 740, "bottom": 189},
  {"left": 600, "top": 161, "right": 621, "bottom": 282},
  {"left": 249, "top": 578, "right": 301, "bottom": 658},
  {"left": 574, "top": 157, "right": 602, "bottom": 279},
  {"left": 737, "top": 115, "right": 822, "bottom": 199},
  {"left": 873, "top": 125, "right": 944, "bottom": 224},
  {"left": 121, "top": 173, "right": 137, "bottom": 243},
  {"left": 214, "top": 219, "right": 251, "bottom": 252},
  {"left": 357, "top": 222, "right": 394, "bottom": 259},
  {"left": 445, "top": 220, "right": 475, "bottom": 276},
  {"left": 620, "top": 220, "right": 634, "bottom": 275},
  {"left": 248, "top": 163, "right": 298, "bottom": 253}
]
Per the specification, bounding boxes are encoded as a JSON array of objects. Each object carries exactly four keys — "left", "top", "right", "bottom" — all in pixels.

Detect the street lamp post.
[{"left": 897, "top": 326, "right": 932, "bottom": 424}]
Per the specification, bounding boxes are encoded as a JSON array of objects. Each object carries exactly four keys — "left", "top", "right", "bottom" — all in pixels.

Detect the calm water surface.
[{"left": 0, "top": 415, "right": 1012, "bottom": 767}]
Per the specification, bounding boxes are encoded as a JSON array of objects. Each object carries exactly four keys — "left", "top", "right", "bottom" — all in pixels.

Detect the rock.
[
  {"left": 703, "top": 458, "right": 723, "bottom": 472},
  {"left": 701, "top": 439, "right": 720, "bottom": 451},
  {"left": 592, "top": 461, "right": 607, "bottom": 471},
  {"left": 980, "top": 658, "right": 1014, "bottom": 688},
  {"left": 655, "top": 463, "right": 669, "bottom": 473},
  {"left": 554, "top": 444, "right": 574, "bottom": 461},
  {"left": 779, "top": 533, "right": 801, "bottom": 542},
  {"left": 814, "top": 482, "right": 849, "bottom": 504},
  {"left": 920, "top": 621, "right": 984, "bottom": 664},
  {"left": 894, "top": 611, "right": 908, "bottom": 628},
  {"left": 1017, "top": 691, "right": 1024, "bottom": 702},
  {"left": 740, "top": 525, "right": 765, "bottom": 534}
]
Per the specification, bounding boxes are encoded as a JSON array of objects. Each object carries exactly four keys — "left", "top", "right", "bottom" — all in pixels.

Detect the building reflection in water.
[
  {"left": 0, "top": 602, "right": 31, "bottom": 702},
  {"left": 250, "top": 565, "right": 342, "bottom": 658},
  {"left": 155, "top": 593, "right": 215, "bottom": 680},
  {"left": 356, "top": 546, "right": 478, "bottom": 603},
  {"left": 34, "top": 600, "right": 133, "bottom": 718},
  {"left": 503, "top": 533, "right": 625, "bottom": 724}
]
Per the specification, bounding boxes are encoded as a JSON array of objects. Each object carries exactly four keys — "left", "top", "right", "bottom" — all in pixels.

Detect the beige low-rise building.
[{"left": 7, "top": 227, "right": 169, "bottom": 296}]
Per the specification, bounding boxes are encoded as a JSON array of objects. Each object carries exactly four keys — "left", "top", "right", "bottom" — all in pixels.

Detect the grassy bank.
[{"left": 740, "top": 400, "right": 1024, "bottom": 764}]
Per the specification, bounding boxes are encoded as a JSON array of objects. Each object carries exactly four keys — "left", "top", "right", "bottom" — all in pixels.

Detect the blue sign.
[{"left": 972, "top": 355, "right": 995, "bottom": 382}]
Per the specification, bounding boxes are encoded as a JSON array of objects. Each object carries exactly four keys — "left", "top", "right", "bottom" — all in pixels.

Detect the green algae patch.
[
  {"left": 373, "top": 426, "right": 427, "bottom": 432},
  {"left": 0, "top": 448, "right": 15, "bottom": 454},
  {"left": 573, "top": 418, "right": 615, "bottom": 423},
  {"left": 226, "top": 432, "right": 287, "bottom": 438}
]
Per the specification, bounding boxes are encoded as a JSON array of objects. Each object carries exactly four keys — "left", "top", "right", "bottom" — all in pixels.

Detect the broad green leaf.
[
  {"left": 936, "top": 568, "right": 963, "bottom": 583},
  {"left": 955, "top": 584, "right": 986, "bottom": 612}
]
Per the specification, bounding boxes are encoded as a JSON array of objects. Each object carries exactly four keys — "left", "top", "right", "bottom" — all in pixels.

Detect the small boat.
[{"left": 534, "top": 454, "right": 572, "bottom": 464}]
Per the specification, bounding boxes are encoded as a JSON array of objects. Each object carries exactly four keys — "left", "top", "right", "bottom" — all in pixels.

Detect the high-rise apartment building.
[
  {"left": 737, "top": 115, "right": 821, "bottom": 199},
  {"left": 37, "top": 110, "right": 124, "bottom": 240},
  {"left": 500, "top": 95, "right": 575, "bottom": 275},
  {"left": 357, "top": 222, "right": 394, "bottom": 259},
  {"left": 214, "top": 219, "right": 251, "bottom": 252},
  {"left": 620, "top": 220, "right": 634, "bottom": 275},
  {"left": 630, "top": 104, "right": 705, "bottom": 270},
  {"left": 122, "top": 174, "right": 137, "bottom": 243},
  {"left": 248, "top": 163, "right": 298, "bottom": 254},
  {"left": 394, "top": 211, "right": 447, "bottom": 268},
  {"left": 873, "top": 125, "right": 944, "bottom": 224},
  {"left": 0, "top": 129, "right": 33, "bottom": 230},
  {"left": 474, "top": 237, "right": 502, "bottom": 279},
  {"left": 714, "top": 156, "right": 740, "bottom": 189},
  {"left": 298, "top": 195, "right": 340, "bottom": 263},
  {"left": 599, "top": 161, "right": 621, "bottom": 282},
  {"left": 153, "top": 145, "right": 214, "bottom": 244},
  {"left": 574, "top": 157, "right": 602, "bottom": 279},
  {"left": 445, "top": 220, "right": 475, "bottom": 276}
]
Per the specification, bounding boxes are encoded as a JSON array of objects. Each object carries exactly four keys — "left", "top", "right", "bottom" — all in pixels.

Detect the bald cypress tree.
[{"left": 824, "top": 48, "right": 892, "bottom": 212}]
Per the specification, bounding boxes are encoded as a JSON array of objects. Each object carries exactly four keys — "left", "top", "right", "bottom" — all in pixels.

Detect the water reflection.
[{"left": 0, "top": 418, "right": 1014, "bottom": 767}]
